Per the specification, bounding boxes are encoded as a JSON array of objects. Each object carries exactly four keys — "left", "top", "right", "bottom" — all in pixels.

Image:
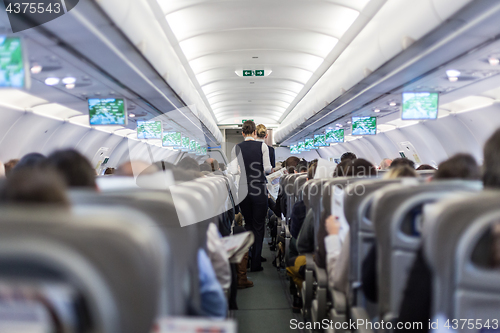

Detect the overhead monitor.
[
  {"left": 305, "top": 138, "right": 316, "bottom": 150},
  {"left": 325, "top": 128, "right": 344, "bottom": 143},
  {"left": 163, "top": 132, "right": 176, "bottom": 147},
  {"left": 137, "top": 120, "right": 162, "bottom": 139},
  {"left": 196, "top": 142, "right": 202, "bottom": 155},
  {"left": 190, "top": 140, "right": 197, "bottom": 152},
  {"left": 201, "top": 147, "right": 207, "bottom": 155},
  {"left": 352, "top": 116, "right": 377, "bottom": 136},
  {"left": 181, "top": 136, "right": 190, "bottom": 151},
  {"left": 0, "top": 36, "right": 28, "bottom": 88},
  {"left": 401, "top": 92, "right": 439, "bottom": 120},
  {"left": 314, "top": 134, "right": 327, "bottom": 147},
  {"left": 297, "top": 141, "right": 305, "bottom": 152},
  {"left": 290, "top": 145, "right": 300, "bottom": 154},
  {"left": 172, "top": 132, "right": 182, "bottom": 148},
  {"left": 88, "top": 98, "right": 127, "bottom": 126}
]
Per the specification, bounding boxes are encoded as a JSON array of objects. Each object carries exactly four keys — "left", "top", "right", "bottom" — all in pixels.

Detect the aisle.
[{"left": 234, "top": 240, "right": 303, "bottom": 333}]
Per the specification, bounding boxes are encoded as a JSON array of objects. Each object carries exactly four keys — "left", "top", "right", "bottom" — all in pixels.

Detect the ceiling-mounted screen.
[
  {"left": 314, "top": 134, "right": 327, "bottom": 147},
  {"left": 196, "top": 142, "right": 202, "bottom": 155},
  {"left": 0, "top": 36, "right": 27, "bottom": 88},
  {"left": 88, "top": 98, "right": 126, "bottom": 126},
  {"left": 189, "top": 140, "right": 197, "bottom": 152},
  {"left": 401, "top": 92, "right": 439, "bottom": 120},
  {"left": 290, "top": 145, "right": 300, "bottom": 154},
  {"left": 325, "top": 128, "right": 344, "bottom": 143},
  {"left": 163, "top": 132, "right": 176, "bottom": 147},
  {"left": 305, "top": 138, "right": 317, "bottom": 150},
  {"left": 137, "top": 120, "right": 162, "bottom": 139},
  {"left": 352, "top": 116, "right": 377, "bottom": 136},
  {"left": 181, "top": 136, "right": 190, "bottom": 151},
  {"left": 297, "top": 141, "right": 305, "bottom": 152},
  {"left": 172, "top": 132, "right": 182, "bottom": 148}
]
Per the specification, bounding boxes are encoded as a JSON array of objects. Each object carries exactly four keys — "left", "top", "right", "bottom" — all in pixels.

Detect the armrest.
[
  {"left": 329, "top": 289, "right": 346, "bottom": 314},
  {"left": 313, "top": 263, "right": 328, "bottom": 288},
  {"left": 351, "top": 307, "right": 374, "bottom": 333},
  {"left": 304, "top": 253, "right": 314, "bottom": 270}
]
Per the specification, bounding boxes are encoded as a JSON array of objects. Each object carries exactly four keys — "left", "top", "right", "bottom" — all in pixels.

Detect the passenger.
[
  {"left": 433, "top": 153, "right": 480, "bottom": 180},
  {"left": 383, "top": 165, "right": 418, "bottom": 179},
  {"left": 47, "top": 149, "right": 97, "bottom": 189},
  {"left": 284, "top": 156, "right": 300, "bottom": 174},
  {"left": 353, "top": 158, "right": 377, "bottom": 177},
  {"left": 0, "top": 167, "right": 69, "bottom": 207},
  {"left": 379, "top": 158, "right": 392, "bottom": 170},
  {"left": 206, "top": 223, "right": 231, "bottom": 292},
  {"left": 197, "top": 248, "right": 227, "bottom": 318},
  {"left": 0, "top": 161, "right": 4, "bottom": 178},
  {"left": 390, "top": 157, "right": 415, "bottom": 169},
  {"left": 483, "top": 128, "right": 500, "bottom": 188},
  {"left": 256, "top": 124, "right": 276, "bottom": 168},
  {"left": 116, "top": 160, "right": 158, "bottom": 177},
  {"left": 205, "top": 158, "right": 220, "bottom": 172},
  {"left": 104, "top": 167, "right": 115, "bottom": 175},
  {"left": 235, "top": 213, "right": 253, "bottom": 289},
  {"left": 199, "top": 163, "right": 212, "bottom": 173},
  {"left": 333, "top": 159, "right": 354, "bottom": 177},
  {"left": 177, "top": 157, "right": 201, "bottom": 172},
  {"left": 296, "top": 159, "right": 308, "bottom": 173},
  {"left": 340, "top": 152, "right": 357, "bottom": 162},
  {"left": 4, "top": 159, "right": 19, "bottom": 177},
  {"left": 416, "top": 164, "right": 436, "bottom": 171},
  {"left": 229, "top": 120, "right": 272, "bottom": 272},
  {"left": 267, "top": 156, "right": 302, "bottom": 219},
  {"left": 11, "top": 153, "right": 47, "bottom": 173}
]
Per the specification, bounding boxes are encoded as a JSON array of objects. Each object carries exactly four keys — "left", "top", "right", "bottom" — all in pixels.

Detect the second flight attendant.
[{"left": 230, "top": 120, "right": 273, "bottom": 272}]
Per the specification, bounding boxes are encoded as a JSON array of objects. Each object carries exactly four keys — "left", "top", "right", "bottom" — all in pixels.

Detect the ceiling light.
[
  {"left": 488, "top": 57, "right": 499, "bottom": 66},
  {"left": 62, "top": 77, "right": 76, "bottom": 84},
  {"left": 448, "top": 76, "right": 458, "bottom": 82},
  {"left": 347, "top": 121, "right": 351, "bottom": 124},
  {"left": 30, "top": 64, "right": 42, "bottom": 74},
  {"left": 65, "top": 84, "right": 75, "bottom": 89},
  {"left": 446, "top": 69, "right": 461, "bottom": 78},
  {"left": 129, "top": 113, "right": 136, "bottom": 118},
  {"left": 336, "top": 124, "right": 343, "bottom": 127},
  {"left": 44, "top": 77, "right": 60, "bottom": 86},
  {"left": 374, "top": 109, "right": 380, "bottom": 113},
  {"left": 389, "top": 102, "right": 397, "bottom": 107}
]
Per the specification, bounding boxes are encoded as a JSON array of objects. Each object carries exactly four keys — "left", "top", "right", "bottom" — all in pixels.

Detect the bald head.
[
  {"left": 205, "top": 158, "right": 219, "bottom": 172},
  {"left": 379, "top": 158, "right": 392, "bottom": 170},
  {"left": 116, "top": 161, "right": 158, "bottom": 177}
]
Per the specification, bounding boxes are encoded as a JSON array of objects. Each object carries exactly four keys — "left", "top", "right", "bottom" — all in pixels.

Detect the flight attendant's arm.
[
  {"left": 228, "top": 146, "right": 239, "bottom": 175},
  {"left": 261, "top": 143, "right": 272, "bottom": 174}
]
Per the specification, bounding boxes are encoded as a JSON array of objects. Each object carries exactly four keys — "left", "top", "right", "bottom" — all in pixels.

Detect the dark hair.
[
  {"left": 483, "top": 129, "right": 500, "bottom": 188},
  {"left": 242, "top": 120, "right": 256, "bottom": 135},
  {"left": 177, "top": 157, "right": 200, "bottom": 172},
  {"left": 12, "top": 153, "right": 47, "bottom": 173},
  {"left": 386, "top": 165, "right": 418, "bottom": 179},
  {"left": 334, "top": 160, "right": 353, "bottom": 177},
  {"left": 352, "top": 158, "right": 377, "bottom": 177},
  {"left": 4, "top": 159, "right": 19, "bottom": 177},
  {"left": 48, "top": 149, "right": 96, "bottom": 189},
  {"left": 296, "top": 160, "right": 308, "bottom": 173},
  {"left": 0, "top": 167, "right": 69, "bottom": 207},
  {"left": 104, "top": 167, "right": 115, "bottom": 175},
  {"left": 416, "top": 164, "right": 436, "bottom": 171},
  {"left": 434, "top": 153, "right": 480, "bottom": 180},
  {"left": 308, "top": 163, "right": 317, "bottom": 180},
  {"left": 285, "top": 156, "right": 300, "bottom": 174},
  {"left": 340, "top": 152, "right": 357, "bottom": 162},
  {"left": 390, "top": 158, "right": 415, "bottom": 169},
  {"left": 199, "top": 163, "right": 212, "bottom": 172},
  {"left": 205, "top": 158, "right": 219, "bottom": 172}
]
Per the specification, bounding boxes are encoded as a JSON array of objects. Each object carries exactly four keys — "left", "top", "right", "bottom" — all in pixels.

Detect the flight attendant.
[
  {"left": 230, "top": 120, "right": 272, "bottom": 271},
  {"left": 256, "top": 124, "right": 276, "bottom": 168}
]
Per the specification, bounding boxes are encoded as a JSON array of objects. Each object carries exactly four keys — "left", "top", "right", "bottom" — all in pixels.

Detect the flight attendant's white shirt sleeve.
[
  {"left": 228, "top": 145, "right": 239, "bottom": 175},
  {"left": 261, "top": 143, "right": 272, "bottom": 175}
]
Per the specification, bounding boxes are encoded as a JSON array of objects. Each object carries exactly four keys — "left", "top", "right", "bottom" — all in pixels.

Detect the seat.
[
  {"left": 0, "top": 205, "right": 166, "bottom": 333},
  {"left": 373, "top": 180, "right": 482, "bottom": 322},
  {"left": 423, "top": 191, "right": 500, "bottom": 326}
]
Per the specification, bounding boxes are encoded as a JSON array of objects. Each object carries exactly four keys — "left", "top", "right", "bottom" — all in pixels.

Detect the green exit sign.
[
  {"left": 242, "top": 70, "right": 264, "bottom": 77},
  {"left": 243, "top": 70, "right": 253, "bottom": 76},
  {"left": 255, "top": 70, "right": 264, "bottom": 76},
  {"left": 242, "top": 119, "right": 254, "bottom": 123}
]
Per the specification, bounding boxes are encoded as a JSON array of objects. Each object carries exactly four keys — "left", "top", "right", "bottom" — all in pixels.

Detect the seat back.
[
  {"left": 294, "top": 174, "right": 308, "bottom": 203},
  {"left": 0, "top": 206, "right": 165, "bottom": 333},
  {"left": 285, "top": 174, "right": 303, "bottom": 222},
  {"left": 423, "top": 191, "right": 500, "bottom": 326},
  {"left": 373, "top": 180, "right": 482, "bottom": 320}
]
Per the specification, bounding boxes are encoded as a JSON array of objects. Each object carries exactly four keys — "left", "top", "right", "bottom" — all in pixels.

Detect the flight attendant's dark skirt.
[{"left": 239, "top": 182, "right": 267, "bottom": 271}]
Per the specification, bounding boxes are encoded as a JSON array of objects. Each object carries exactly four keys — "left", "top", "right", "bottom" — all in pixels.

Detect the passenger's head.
[
  {"left": 379, "top": 158, "right": 392, "bottom": 170},
  {"left": 4, "top": 159, "right": 19, "bottom": 177},
  {"left": 0, "top": 167, "right": 69, "bottom": 207},
  {"left": 483, "top": 128, "right": 500, "bottom": 188},
  {"left": 199, "top": 163, "right": 212, "bottom": 172},
  {"left": 12, "top": 153, "right": 47, "bottom": 173},
  {"left": 104, "top": 167, "right": 115, "bottom": 175},
  {"left": 416, "top": 164, "right": 436, "bottom": 171},
  {"left": 205, "top": 158, "right": 219, "bottom": 171},
  {"left": 0, "top": 161, "right": 4, "bottom": 178},
  {"left": 219, "top": 163, "right": 227, "bottom": 171},
  {"left": 256, "top": 124, "right": 267, "bottom": 139},
  {"left": 296, "top": 160, "right": 308, "bottom": 173},
  {"left": 340, "top": 152, "right": 357, "bottom": 162},
  {"left": 242, "top": 120, "right": 256, "bottom": 137},
  {"left": 307, "top": 162, "right": 317, "bottom": 180},
  {"left": 48, "top": 149, "right": 96, "bottom": 189},
  {"left": 384, "top": 165, "right": 418, "bottom": 179},
  {"left": 177, "top": 157, "right": 200, "bottom": 172},
  {"left": 390, "top": 158, "right": 415, "bottom": 169},
  {"left": 116, "top": 160, "right": 158, "bottom": 177},
  {"left": 334, "top": 160, "right": 354, "bottom": 177},
  {"left": 285, "top": 156, "right": 300, "bottom": 174},
  {"left": 352, "top": 159, "right": 377, "bottom": 177},
  {"left": 434, "top": 153, "right": 480, "bottom": 180}
]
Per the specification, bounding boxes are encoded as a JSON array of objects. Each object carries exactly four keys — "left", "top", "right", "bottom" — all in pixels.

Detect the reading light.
[
  {"left": 389, "top": 101, "right": 397, "bottom": 107},
  {"left": 448, "top": 76, "right": 458, "bottom": 82},
  {"left": 44, "top": 77, "right": 60, "bottom": 86},
  {"left": 446, "top": 69, "right": 461, "bottom": 77},
  {"left": 65, "top": 84, "right": 75, "bottom": 89},
  {"left": 62, "top": 77, "right": 76, "bottom": 85},
  {"left": 30, "top": 64, "right": 42, "bottom": 74},
  {"left": 489, "top": 57, "right": 500, "bottom": 66},
  {"left": 347, "top": 121, "right": 351, "bottom": 124},
  {"left": 336, "top": 124, "right": 343, "bottom": 127},
  {"left": 374, "top": 109, "right": 380, "bottom": 113},
  {"left": 129, "top": 113, "right": 136, "bottom": 118}
]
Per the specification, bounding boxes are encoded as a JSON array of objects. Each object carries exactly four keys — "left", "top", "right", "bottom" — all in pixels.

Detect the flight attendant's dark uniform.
[{"left": 233, "top": 138, "right": 272, "bottom": 271}]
